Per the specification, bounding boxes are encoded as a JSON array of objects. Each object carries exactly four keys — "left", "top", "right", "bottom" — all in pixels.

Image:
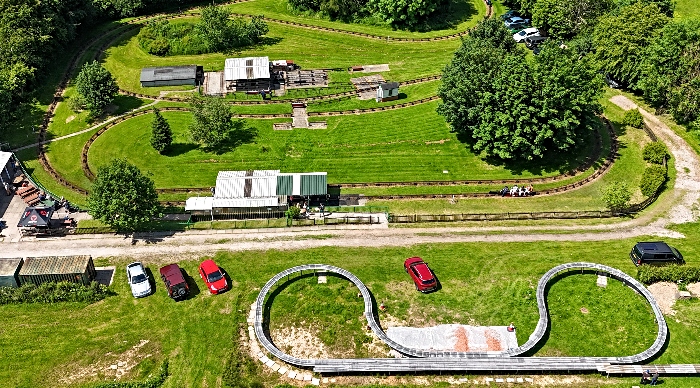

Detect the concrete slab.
[
  {"left": 278, "top": 367, "right": 288, "bottom": 375},
  {"left": 311, "top": 378, "right": 320, "bottom": 385},
  {"left": 93, "top": 266, "right": 115, "bottom": 286},
  {"left": 597, "top": 275, "right": 608, "bottom": 287},
  {"left": 303, "top": 374, "right": 312, "bottom": 381},
  {"left": 264, "top": 359, "right": 275, "bottom": 367},
  {"left": 387, "top": 324, "right": 518, "bottom": 352},
  {"left": 288, "top": 370, "right": 297, "bottom": 379}
]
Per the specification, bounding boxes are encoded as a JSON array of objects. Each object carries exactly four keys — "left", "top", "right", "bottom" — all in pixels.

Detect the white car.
[
  {"left": 513, "top": 28, "right": 540, "bottom": 43},
  {"left": 126, "top": 262, "right": 151, "bottom": 298},
  {"left": 504, "top": 16, "right": 530, "bottom": 28}
]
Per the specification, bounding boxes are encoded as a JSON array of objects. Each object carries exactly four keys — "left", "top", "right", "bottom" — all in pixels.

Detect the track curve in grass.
[{"left": 253, "top": 263, "right": 667, "bottom": 372}]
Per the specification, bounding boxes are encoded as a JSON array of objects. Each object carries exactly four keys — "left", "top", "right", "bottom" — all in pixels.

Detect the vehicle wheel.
[
  {"left": 178, "top": 288, "right": 186, "bottom": 296},
  {"left": 415, "top": 283, "right": 419, "bottom": 291}
]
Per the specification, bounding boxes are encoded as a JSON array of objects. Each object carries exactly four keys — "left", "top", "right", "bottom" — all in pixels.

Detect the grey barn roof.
[
  {"left": 140, "top": 65, "right": 197, "bottom": 82},
  {"left": 379, "top": 82, "right": 399, "bottom": 91}
]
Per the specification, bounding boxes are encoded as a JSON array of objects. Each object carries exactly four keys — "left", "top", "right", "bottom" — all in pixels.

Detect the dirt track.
[{"left": 1, "top": 96, "right": 698, "bottom": 259}]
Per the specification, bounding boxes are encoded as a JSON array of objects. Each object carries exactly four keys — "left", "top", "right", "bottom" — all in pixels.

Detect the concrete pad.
[
  {"left": 495, "top": 378, "right": 504, "bottom": 383},
  {"left": 94, "top": 266, "right": 115, "bottom": 286},
  {"left": 264, "top": 359, "right": 275, "bottom": 367},
  {"left": 506, "top": 378, "right": 515, "bottom": 383},
  {"left": 259, "top": 355, "right": 269, "bottom": 363},
  {"left": 516, "top": 377, "right": 524, "bottom": 383},
  {"left": 303, "top": 374, "right": 312, "bottom": 381},
  {"left": 525, "top": 378, "right": 533, "bottom": 382},
  {"left": 270, "top": 363, "right": 280, "bottom": 372},
  {"left": 597, "top": 275, "right": 608, "bottom": 287},
  {"left": 322, "top": 378, "right": 329, "bottom": 383},
  {"left": 288, "top": 370, "right": 297, "bottom": 379},
  {"left": 311, "top": 378, "right": 320, "bottom": 385},
  {"left": 317, "top": 275, "right": 327, "bottom": 284},
  {"left": 278, "top": 367, "right": 288, "bottom": 375},
  {"left": 387, "top": 324, "right": 518, "bottom": 352}
]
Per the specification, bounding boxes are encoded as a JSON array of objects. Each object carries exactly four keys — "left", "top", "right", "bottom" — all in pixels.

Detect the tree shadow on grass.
[
  {"left": 112, "top": 94, "right": 146, "bottom": 115},
  {"left": 202, "top": 121, "right": 258, "bottom": 154},
  {"left": 227, "top": 37, "right": 283, "bottom": 55},
  {"left": 163, "top": 142, "right": 199, "bottom": 157},
  {"left": 410, "top": 0, "right": 478, "bottom": 32}
]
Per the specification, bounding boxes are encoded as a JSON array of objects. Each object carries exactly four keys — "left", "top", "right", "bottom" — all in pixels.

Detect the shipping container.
[
  {"left": 0, "top": 258, "right": 23, "bottom": 288},
  {"left": 18, "top": 256, "right": 95, "bottom": 286}
]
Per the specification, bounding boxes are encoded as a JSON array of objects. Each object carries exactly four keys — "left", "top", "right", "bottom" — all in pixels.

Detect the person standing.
[
  {"left": 641, "top": 370, "right": 650, "bottom": 384},
  {"left": 650, "top": 372, "right": 659, "bottom": 386}
]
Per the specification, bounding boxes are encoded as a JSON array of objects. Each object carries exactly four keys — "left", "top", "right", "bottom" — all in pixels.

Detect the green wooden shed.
[{"left": 18, "top": 256, "right": 96, "bottom": 286}]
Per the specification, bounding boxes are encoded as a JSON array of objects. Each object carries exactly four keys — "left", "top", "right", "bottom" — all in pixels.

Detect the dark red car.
[
  {"left": 404, "top": 257, "right": 438, "bottom": 293},
  {"left": 199, "top": 259, "right": 228, "bottom": 294}
]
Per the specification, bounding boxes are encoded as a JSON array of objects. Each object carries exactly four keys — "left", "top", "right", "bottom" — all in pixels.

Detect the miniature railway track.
[{"left": 253, "top": 263, "right": 667, "bottom": 373}]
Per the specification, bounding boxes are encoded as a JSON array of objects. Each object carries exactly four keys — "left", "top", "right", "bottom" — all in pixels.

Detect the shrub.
[
  {"left": 0, "top": 281, "right": 113, "bottom": 305},
  {"left": 601, "top": 181, "right": 632, "bottom": 211},
  {"left": 639, "top": 165, "right": 667, "bottom": 197},
  {"left": 93, "top": 359, "right": 169, "bottom": 388},
  {"left": 622, "top": 108, "right": 644, "bottom": 128},
  {"left": 637, "top": 265, "right": 700, "bottom": 285},
  {"left": 642, "top": 141, "right": 669, "bottom": 164},
  {"left": 285, "top": 206, "right": 301, "bottom": 219}
]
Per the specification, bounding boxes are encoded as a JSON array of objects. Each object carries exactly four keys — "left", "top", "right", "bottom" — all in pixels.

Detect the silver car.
[{"left": 126, "top": 262, "right": 152, "bottom": 298}]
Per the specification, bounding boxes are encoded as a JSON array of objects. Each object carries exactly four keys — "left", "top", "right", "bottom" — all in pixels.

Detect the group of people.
[
  {"left": 641, "top": 370, "right": 659, "bottom": 385},
  {"left": 499, "top": 184, "right": 534, "bottom": 197}
]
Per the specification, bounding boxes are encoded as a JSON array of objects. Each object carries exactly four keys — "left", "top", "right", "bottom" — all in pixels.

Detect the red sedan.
[
  {"left": 404, "top": 257, "right": 438, "bottom": 293},
  {"left": 199, "top": 259, "right": 228, "bottom": 294}
]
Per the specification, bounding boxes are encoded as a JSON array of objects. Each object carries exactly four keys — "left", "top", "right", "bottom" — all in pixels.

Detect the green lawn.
[
  {"left": 3, "top": 226, "right": 700, "bottom": 387},
  {"left": 102, "top": 20, "right": 461, "bottom": 96},
  {"left": 85, "top": 102, "right": 599, "bottom": 188}
]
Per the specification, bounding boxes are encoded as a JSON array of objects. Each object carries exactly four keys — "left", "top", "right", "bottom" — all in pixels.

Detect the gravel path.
[{"left": 1, "top": 95, "right": 698, "bottom": 259}]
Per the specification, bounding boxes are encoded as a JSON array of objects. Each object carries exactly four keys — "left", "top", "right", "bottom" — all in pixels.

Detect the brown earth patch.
[
  {"left": 58, "top": 339, "right": 154, "bottom": 385},
  {"left": 484, "top": 328, "right": 503, "bottom": 351},
  {"left": 454, "top": 326, "right": 468, "bottom": 351},
  {"left": 648, "top": 282, "right": 678, "bottom": 315}
]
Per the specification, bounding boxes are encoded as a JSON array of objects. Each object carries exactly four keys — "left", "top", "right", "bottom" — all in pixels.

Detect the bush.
[
  {"left": 637, "top": 265, "right": 700, "bottom": 285},
  {"left": 622, "top": 108, "right": 644, "bottom": 128},
  {"left": 0, "top": 281, "right": 113, "bottom": 305},
  {"left": 639, "top": 164, "right": 667, "bottom": 197},
  {"left": 93, "top": 359, "right": 169, "bottom": 388},
  {"left": 642, "top": 141, "right": 669, "bottom": 164},
  {"left": 285, "top": 206, "right": 301, "bottom": 219},
  {"left": 601, "top": 181, "right": 632, "bottom": 211}
]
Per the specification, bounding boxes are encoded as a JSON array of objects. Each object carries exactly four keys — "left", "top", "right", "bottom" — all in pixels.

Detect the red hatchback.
[
  {"left": 404, "top": 257, "right": 438, "bottom": 293},
  {"left": 199, "top": 259, "right": 228, "bottom": 294}
]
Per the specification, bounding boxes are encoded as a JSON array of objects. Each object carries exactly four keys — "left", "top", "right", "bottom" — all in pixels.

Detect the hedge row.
[
  {"left": 0, "top": 281, "right": 112, "bottom": 305},
  {"left": 637, "top": 265, "right": 700, "bottom": 285},
  {"left": 642, "top": 141, "right": 669, "bottom": 165},
  {"left": 640, "top": 164, "right": 667, "bottom": 197},
  {"left": 93, "top": 359, "right": 169, "bottom": 388}
]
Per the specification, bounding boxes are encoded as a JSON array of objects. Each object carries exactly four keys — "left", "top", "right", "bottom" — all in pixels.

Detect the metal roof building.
[
  {"left": 185, "top": 170, "right": 327, "bottom": 219},
  {"left": 224, "top": 57, "right": 271, "bottom": 92},
  {"left": 0, "top": 151, "right": 17, "bottom": 187},
  {"left": 224, "top": 57, "right": 270, "bottom": 80},
  {"left": 140, "top": 65, "right": 200, "bottom": 87}
]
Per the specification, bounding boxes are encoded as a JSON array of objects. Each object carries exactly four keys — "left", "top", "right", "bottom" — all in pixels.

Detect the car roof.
[
  {"left": 199, "top": 259, "right": 220, "bottom": 273},
  {"left": 635, "top": 242, "right": 673, "bottom": 254},
  {"left": 160, "top": 263, "right": 184, "bottom": 280},
  {"left": 127, "top": 262, "right": 144, "bottom": 274},
  {"left": 412, "top": 262, "right": 433, "bottom": 280},
  {"left": 521, "top": 27, "right": 539, "bottom": 33}
]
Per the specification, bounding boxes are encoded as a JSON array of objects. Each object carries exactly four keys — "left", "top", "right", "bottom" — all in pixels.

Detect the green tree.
[
  {"left": 88, "top": 159, "right": 160, "bottom": 232},
  {"left": 532, "top": 0, "right": 613, "bottom": 39},
  {"left": 189, "top": 95, "right": 237, "bottom": 149},
  {"left": 74, "top": 60, "right": 119, "bottom": 117},
  {"left": 592, "top": 2, "right": 668, "bottom": 87},
  {"left": 198, "top": 5, "right": 234, "bottom": 52},
  {"left": 368, "top": 0, "right": 444, "bottom": 28},
  {"left": 638, "top": 19, "right": 700, "bottom": 130},
  {"left": 438, "top": 20, "right": 602, "bottom": 161},
  {"left": 615, "top": 0, "right": 674, "bottom": 17},
  {"left": 150, "top": 108, "right": 173, "bottom": 154},
  {"left": 602, "top": 181, "right": 632, "bottom": 211}
]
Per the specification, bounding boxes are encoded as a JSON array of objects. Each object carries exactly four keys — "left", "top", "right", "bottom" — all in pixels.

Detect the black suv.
[
  {"left": 525, "top": 36, "right": 548, "bottom": 49},
  {"left": 630, "top": 242, "right": 684, "bottom": 266},
  {"left": 159, "top": 264, "right": 190, "bottom": 300}
]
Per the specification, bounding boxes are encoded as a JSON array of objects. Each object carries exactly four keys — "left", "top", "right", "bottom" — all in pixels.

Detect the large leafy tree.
[
  {"left": 639, "top": 19, "right": 700, "bottom": 130},
  {"left": 531, "top": 0, "right": 613, "bottom": 39},
  {"left": 438, "top": 19, "right": 602, "bottom": 161},
  {"left": 75, "top": 60, "right": 119, "bottom": 117},
  {"left": 614, "top": 0, "right": 674, "bottom": 17},
  {"left": 592, "top": 2, "right": 668, "bottom": 87},
  {"left": 150, "top": 108, "right": 173, "bottom": 154},
  {"left": 369, "top": 0, "right": 444, "bottom": 28},
  {"left": 189, "top": 95, "right": 237, "bottom": 149},
  {"left": 88, "top": 159, "right": 160, "bottom": 232}
]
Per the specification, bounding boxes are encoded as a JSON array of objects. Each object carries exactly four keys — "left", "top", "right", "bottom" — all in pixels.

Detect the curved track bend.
[{"left": 254, "top": 263, "right": 667, "bottom": 372}]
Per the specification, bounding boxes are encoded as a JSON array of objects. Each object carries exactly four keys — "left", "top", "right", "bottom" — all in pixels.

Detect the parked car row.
[
  {"left": 126, "top": 259, "right": 228, "bottom": 299},
  {"left": 502, "top": 10, "right": 549, "bottom": 51}
]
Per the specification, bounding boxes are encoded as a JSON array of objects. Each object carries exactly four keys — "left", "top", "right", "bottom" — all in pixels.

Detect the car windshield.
[
  {"left": 518, "top": 30, "right": 527, "bottom": 36},
  {"left": 207, "top": 270, "right": 223, "bottom": 282},
  {"left": 132, "top": 274, "right": 147, "bottom": 283},
  {"left": 671, "top": 247, "right": 683, "bottom": 260}
]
